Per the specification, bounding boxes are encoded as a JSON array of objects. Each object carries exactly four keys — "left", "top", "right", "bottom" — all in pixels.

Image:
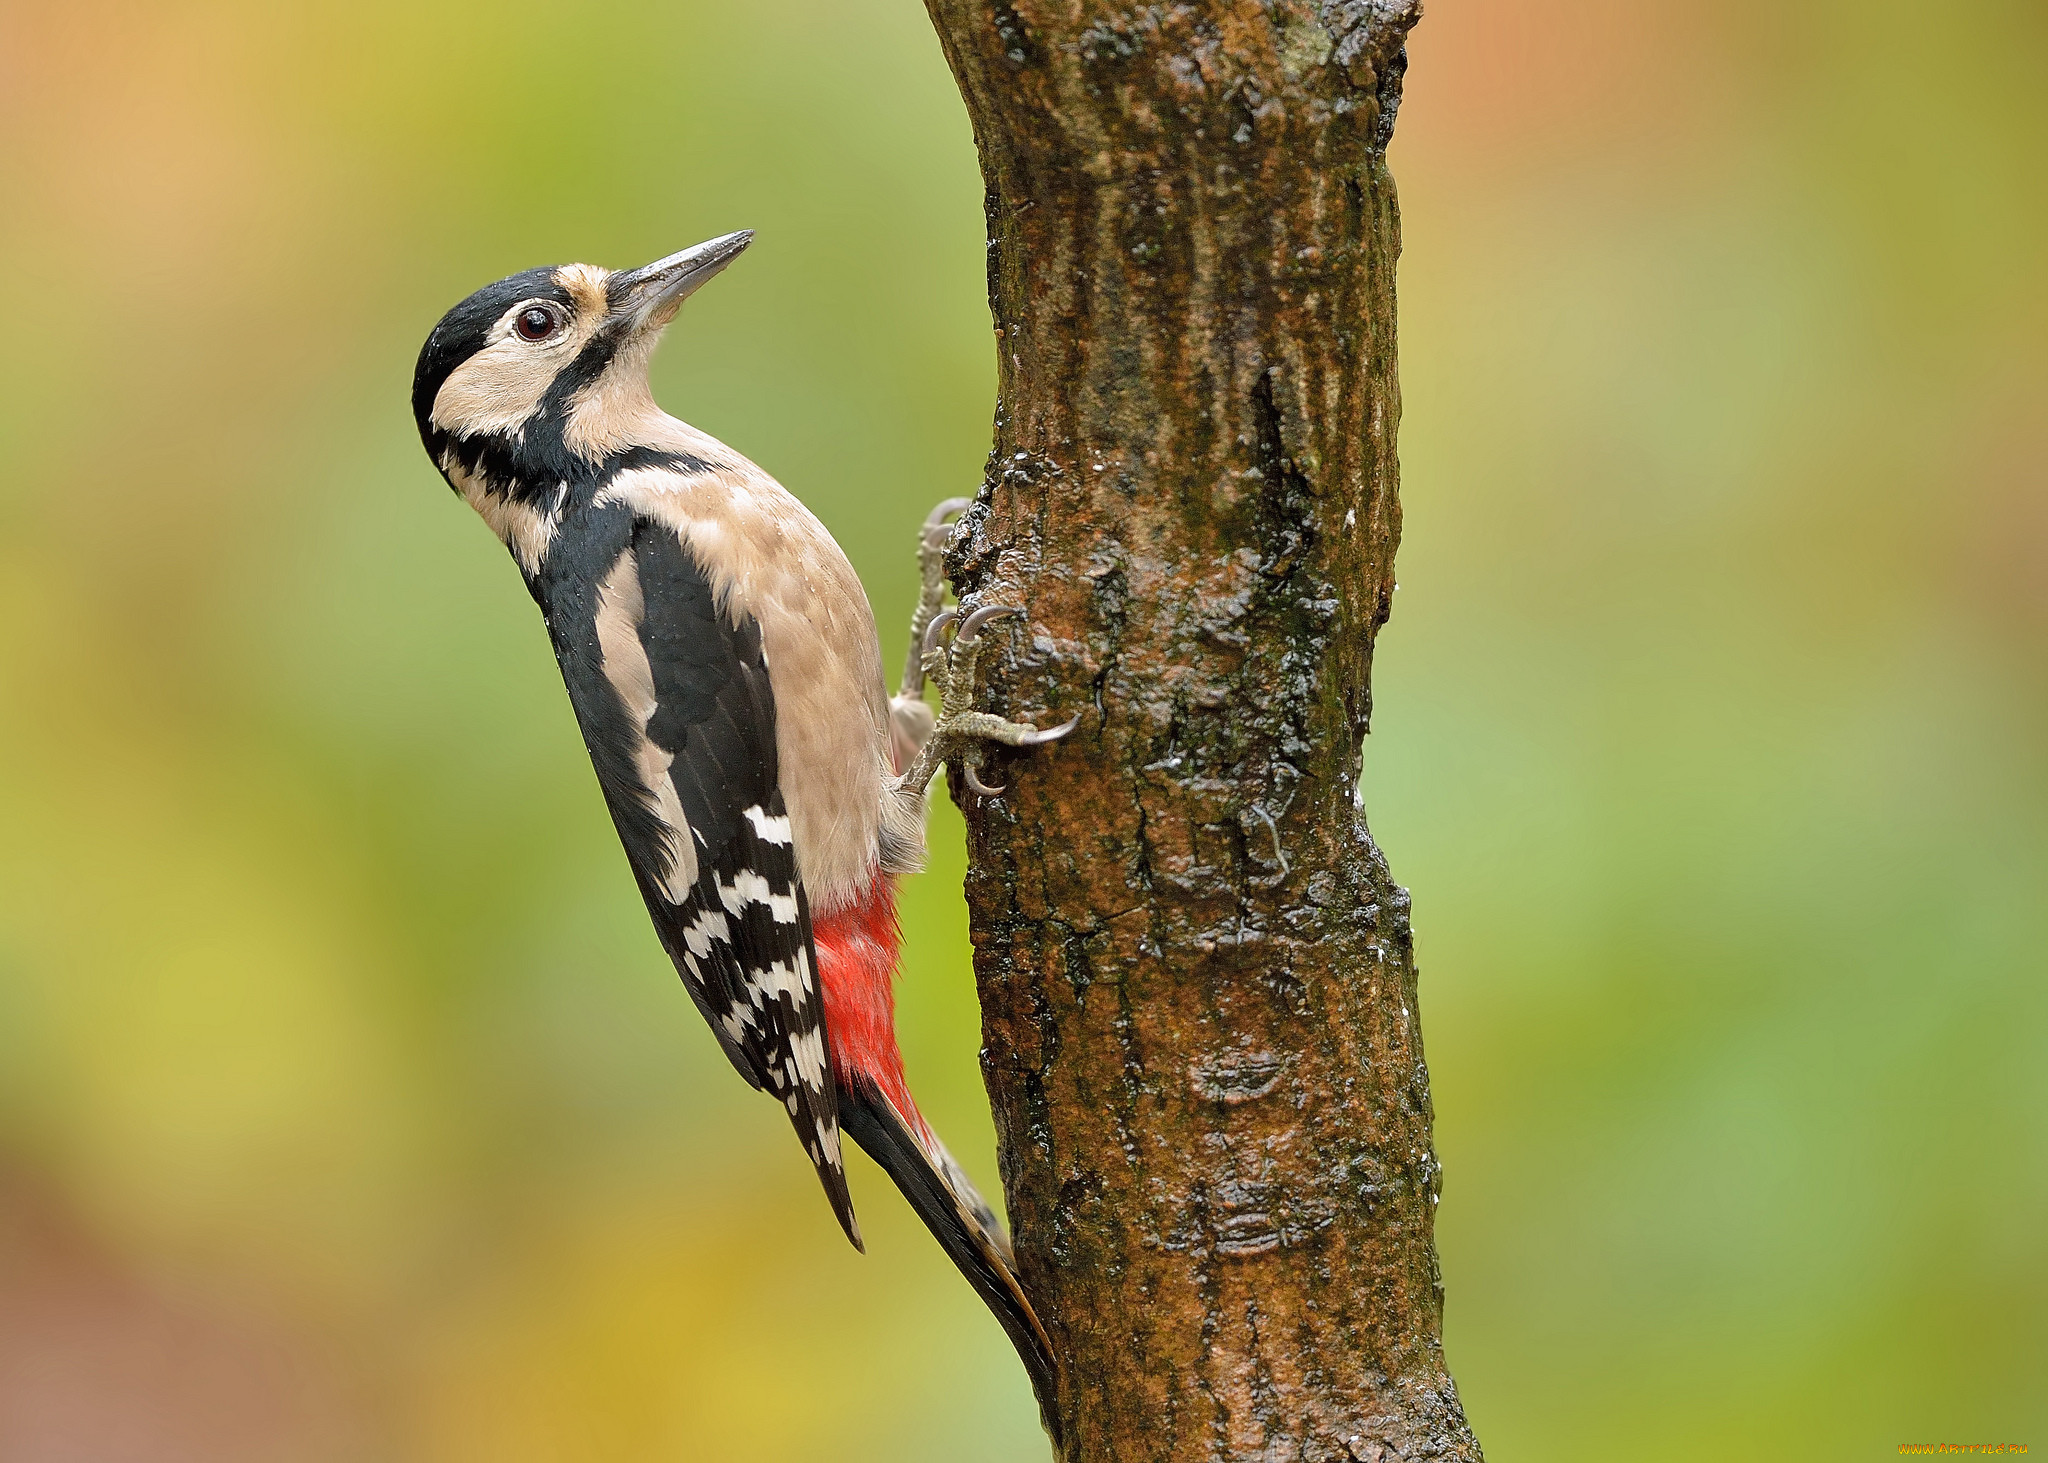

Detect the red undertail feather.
[{"left": 812, "top": 875, "right": 928, "bottom": 1141}]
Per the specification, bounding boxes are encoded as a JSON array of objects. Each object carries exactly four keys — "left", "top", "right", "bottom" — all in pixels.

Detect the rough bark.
[{"left": 918, "top": 3, "right": 1478, "bottom": 1460}]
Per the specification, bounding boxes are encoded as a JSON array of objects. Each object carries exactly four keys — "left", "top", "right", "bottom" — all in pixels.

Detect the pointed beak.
[{"left": 610, "top": 230, "right": 753, "bottom": 333}]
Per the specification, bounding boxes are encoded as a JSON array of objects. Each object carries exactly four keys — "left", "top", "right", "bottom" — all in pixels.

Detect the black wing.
[{"left": 546, "top": 511, "right": 857, "bottom": 1247}]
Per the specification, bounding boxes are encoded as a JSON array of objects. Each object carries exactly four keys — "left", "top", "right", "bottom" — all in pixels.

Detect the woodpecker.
[{"left": 411, "top": 231, "right": 1072, "bottom": 1396}]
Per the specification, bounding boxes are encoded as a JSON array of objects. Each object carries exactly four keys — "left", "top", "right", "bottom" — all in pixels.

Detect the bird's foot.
[
  {"left": 896, "top": 605, "right": 1080, "bottom": 801},
  {"left": 898, "top": 497, "right": 974, "bottom": 701},
  {"left": 889, "top": 498, "right": 974, "bottom": 774}
]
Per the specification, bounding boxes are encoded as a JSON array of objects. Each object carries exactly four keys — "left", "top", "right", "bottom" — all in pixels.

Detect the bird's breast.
[{"left": 595, "top": 454, "right": 894, "bottom": 915}]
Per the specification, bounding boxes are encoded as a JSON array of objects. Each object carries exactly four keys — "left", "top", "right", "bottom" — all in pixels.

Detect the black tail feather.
[{"left": 837, "top": 1080, "right": 1060, "bottom": 1418}]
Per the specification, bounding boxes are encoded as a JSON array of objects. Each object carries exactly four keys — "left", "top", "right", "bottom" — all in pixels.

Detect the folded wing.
[{"left": 556, "top": 512, "right": 859, "bottom": 1247}]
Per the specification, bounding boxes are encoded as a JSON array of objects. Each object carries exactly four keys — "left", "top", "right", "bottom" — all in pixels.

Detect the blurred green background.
[{"left": 0, "top": 0, "right": 2041, "bottom": 1458}]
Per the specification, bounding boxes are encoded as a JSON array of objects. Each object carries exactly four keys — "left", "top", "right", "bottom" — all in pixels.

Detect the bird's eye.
[{"left": 514, "top": 305, "right": 561, "bottom": 342}]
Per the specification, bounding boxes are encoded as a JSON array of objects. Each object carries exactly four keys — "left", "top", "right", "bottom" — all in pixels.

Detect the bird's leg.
[
  {"left": 895, "top": 605, "right": 1081, "bottom": 803},
  {"left": 889, "top": 497, "right": 972, "bottom": 773}
]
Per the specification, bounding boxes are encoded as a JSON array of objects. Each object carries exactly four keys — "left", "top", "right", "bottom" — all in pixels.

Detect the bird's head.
[{"left": 411, "top": 230, "right": 751, "bottom": 500}]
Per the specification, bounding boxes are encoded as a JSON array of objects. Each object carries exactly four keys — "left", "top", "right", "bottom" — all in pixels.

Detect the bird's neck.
[{"left": 434, "top": 387, "right": 734, "bottom": 577}]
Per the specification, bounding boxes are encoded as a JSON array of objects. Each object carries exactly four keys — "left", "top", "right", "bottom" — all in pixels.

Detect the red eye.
[{"left": 515, "top": 305, "right": 560, "bottom": 341}]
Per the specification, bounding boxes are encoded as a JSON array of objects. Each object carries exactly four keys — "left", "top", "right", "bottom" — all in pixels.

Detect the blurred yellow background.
[{"left": 1, "top": 1, "right": 2042, "bottom": 1458}]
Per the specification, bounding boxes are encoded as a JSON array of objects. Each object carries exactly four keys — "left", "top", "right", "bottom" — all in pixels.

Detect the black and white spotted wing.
[{"left": 542, "top": 510, "right": 857, "bottom": 1247}]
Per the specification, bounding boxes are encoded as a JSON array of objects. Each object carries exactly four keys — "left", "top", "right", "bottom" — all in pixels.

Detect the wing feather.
[{"left": 561, "top": 513, "right": 858, "bottom": 1246}]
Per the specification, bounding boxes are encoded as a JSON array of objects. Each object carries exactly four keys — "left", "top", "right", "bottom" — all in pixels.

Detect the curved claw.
[
  {"left": 961, "top": 759, "right": 1006, "bottom": 798},
  {"left": 920, "top": 498, "right": 974, "bottom": 552},
  {"left": 1016, "top": 711, "right": 1083, "bottom": 747},
  {"left": 922, "top": 608, "right": 960, "bottom": 657},
  {"left": 958, "top": 604, "right": 1026, "bottom": 644}
]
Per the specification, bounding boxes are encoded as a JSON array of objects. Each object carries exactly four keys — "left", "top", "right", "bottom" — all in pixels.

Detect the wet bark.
[{"left": 919, "top": 3, "right": 1479, "bottom": 1460}]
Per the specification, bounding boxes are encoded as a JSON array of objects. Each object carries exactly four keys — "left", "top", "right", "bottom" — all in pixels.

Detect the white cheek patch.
[
  {"left": 593, "top": 548, "right": 698, "bottom": 899},
  {"left": 431, "top": 336, "right": 556, "bottom": 438}
]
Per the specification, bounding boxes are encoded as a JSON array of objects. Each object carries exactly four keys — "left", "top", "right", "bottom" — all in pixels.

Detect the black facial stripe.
[
  {"left": 427, "top": 423, "right": 718, "bottom": 512},
  {"left": 538, "top": 318, "right": 631, "bottom": 419}
]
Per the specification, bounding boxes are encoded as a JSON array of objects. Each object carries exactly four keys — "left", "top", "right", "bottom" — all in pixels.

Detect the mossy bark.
[{"left": 919, "top": 3, "right": 1479, "bottom": 1459}]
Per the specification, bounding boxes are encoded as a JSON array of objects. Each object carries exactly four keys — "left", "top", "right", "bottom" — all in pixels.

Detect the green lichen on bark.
[{"left": 920, "top": 3, "right": 1480, "bottom": 1458}]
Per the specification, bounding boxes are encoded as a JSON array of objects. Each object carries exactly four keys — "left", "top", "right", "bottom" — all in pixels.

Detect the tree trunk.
[{"left": 918, "top": 3, "right": 1479, "bottom": 1460}]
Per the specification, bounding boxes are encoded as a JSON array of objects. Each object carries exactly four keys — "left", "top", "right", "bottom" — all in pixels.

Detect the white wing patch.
[
  {"left": 787, "top": 1024, "right": 829, "bottom": 1090},
  {"left": 679, "top": 904, "right": 731, "bottom": 960},
  {"left": 718, "top": 869, "right": 800, "bottom": 925},
  {"left": 594, "top": 548, "right": 697, "bottom": 900},
  {"left": 744, "top": 950, "right": 813, "bottom": 1009}
]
